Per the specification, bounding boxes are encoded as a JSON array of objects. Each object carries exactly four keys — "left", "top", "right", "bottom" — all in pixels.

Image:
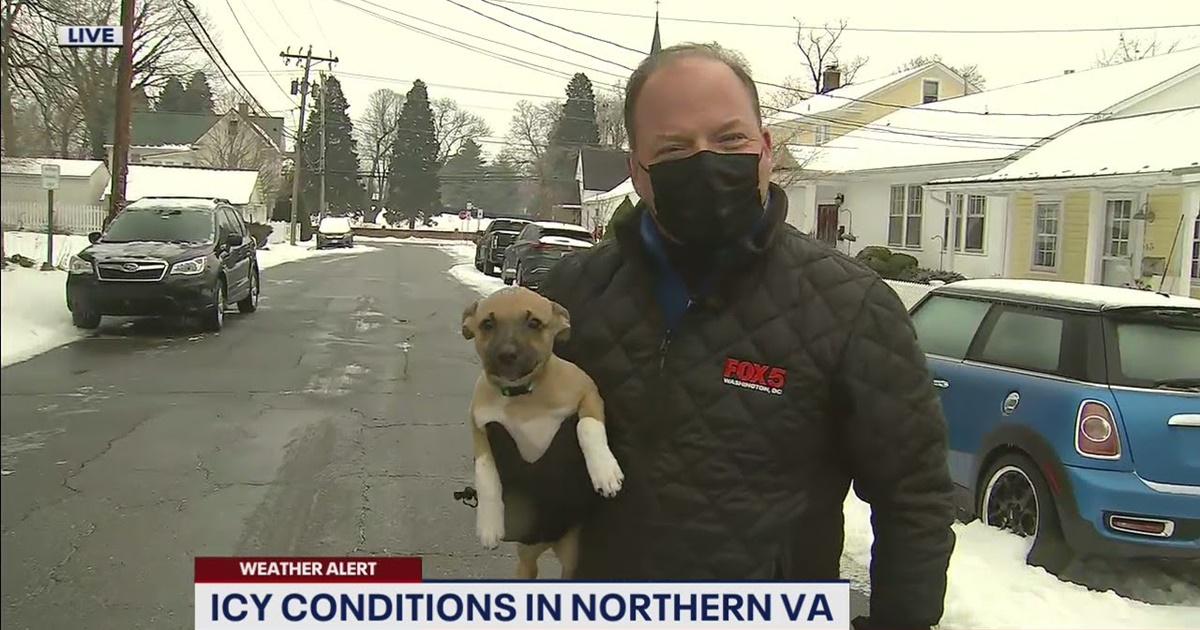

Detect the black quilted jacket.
[{"left": 539, "top": 184, "right": 956, "bottom": 628}]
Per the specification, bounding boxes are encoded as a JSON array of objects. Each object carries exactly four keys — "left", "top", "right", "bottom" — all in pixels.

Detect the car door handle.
[{"left": 932, "top": 378, "right": 950, "bottom": 389}]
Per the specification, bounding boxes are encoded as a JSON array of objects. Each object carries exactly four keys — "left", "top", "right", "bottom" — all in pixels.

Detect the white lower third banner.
[{"left": 196, "top": 582, "right": 850, "bottom": 629}]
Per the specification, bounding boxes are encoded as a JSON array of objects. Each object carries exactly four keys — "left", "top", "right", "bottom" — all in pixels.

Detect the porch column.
[
  {"left": 802, "top": 184, "right": 818, "bottom": 234},
  {"left": 1176, "top": 186, "right": 1199, "bottom": 297},
  {"left": 1083, "top": 189, "right": 1105, "bottom": 286}
]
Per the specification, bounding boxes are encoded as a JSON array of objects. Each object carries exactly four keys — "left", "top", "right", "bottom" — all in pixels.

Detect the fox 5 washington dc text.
[{"left": 194, "top": 558, "right": 850, "bottom": 629}]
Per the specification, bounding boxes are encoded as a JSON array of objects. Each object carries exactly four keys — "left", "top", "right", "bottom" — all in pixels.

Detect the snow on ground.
[
  {"left": 435, "top": 245, "right": 1200, "bottom": 629},
  {"left": 1, "top": 231, "right": 375, "bottom": 367}
]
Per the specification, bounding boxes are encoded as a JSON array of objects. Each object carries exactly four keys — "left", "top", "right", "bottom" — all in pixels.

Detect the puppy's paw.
[
  {"left": 586, "top": 449, "right": 624, "bottom": 498},
  {"left": 476, "top": 502, "right": 505, "bottom": 549}
]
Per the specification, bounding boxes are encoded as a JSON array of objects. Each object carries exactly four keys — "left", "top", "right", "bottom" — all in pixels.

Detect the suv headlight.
[
  {"left": 170, "top": 256, "right": 207, "bottom": 275},
  {"left": 68, "top": 256, "right": 94, "bottom": 274}
]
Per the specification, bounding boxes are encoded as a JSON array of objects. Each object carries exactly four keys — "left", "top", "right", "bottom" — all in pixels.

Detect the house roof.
[
  {"left": 579, "top": 147, "right": 630, "bottom": 191},
  {"left": 765, "top": 62, "right": 956, "bottom": 125},
  {"left": 588, "top": 177, "right": 636, "bottom": 203},
  {"left": 122, "top": 164, "right": 259, "bottom": 205},
  {"left": 933, "top": 107, "right": 1200, "bottom": 185},
  {"left": 120, "top": 111, "right": 285, "bottom": 148},
  {"left": 1, "top": 157, "right": 104, "bottom": 178},
  {"left": 790, "top": 46, "right": 1200, "bottom": 174}
]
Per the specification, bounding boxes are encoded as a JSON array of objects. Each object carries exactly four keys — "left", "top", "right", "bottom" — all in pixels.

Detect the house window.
[
  {"left": 889, "top": 184, "right": 923, "bottom": 248},
  {"left": 1033, "top": 200, "right": 1061, "bottom": 269},
  {"left": 888, "top": 185, "right": 905, "bottom": 246},
  {"left": 815, "top": 124, "right": 831, "bottom": 145},
  {"left": 945, "top": 194, "right": 987, "bottom": 253},
  {"left": 1192, "top": 214, "right": 1199, "bottom": 283},
  {"left": 906, "top": 185, "right": 924, "bottom": 248},
  {"left": 922, "top": 79, "right": 940, "bottom": 104},
  {"left": 1104, "top": 198, "right": 1133, "bottom": 257}
]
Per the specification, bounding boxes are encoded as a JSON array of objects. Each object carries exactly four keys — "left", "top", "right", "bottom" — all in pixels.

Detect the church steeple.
[{"left": 650, "top": 1, "right": 662, "bottom": 54}]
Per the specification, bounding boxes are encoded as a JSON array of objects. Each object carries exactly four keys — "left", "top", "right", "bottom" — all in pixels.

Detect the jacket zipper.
[{"left": 658, "top": 298, "right": 694, "bottom": 372}]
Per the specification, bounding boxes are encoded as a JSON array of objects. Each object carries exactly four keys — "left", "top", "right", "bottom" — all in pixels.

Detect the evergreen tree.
[
  {"left": 132, "top": 87, "right": 152, "bottom": 112},
  {"left": 387, "top": 79, "right": 441, "bottom": 228},
  {"left": 157, "top": 76, "right": 187, "bottom": 112},
  {"left": 439, "top": 138, "right": 484, "bottom": 210},
  {"left": 299, "top": 74, "right": 364, "bottom": 217},
  {"left": 181, "top": 70, "right": 215, "bottom": 114},
  {"left": 536, "top": 73, "right": 600, "bottom": 215}
]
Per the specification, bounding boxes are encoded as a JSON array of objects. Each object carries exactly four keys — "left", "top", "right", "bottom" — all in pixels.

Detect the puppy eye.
[
  {"left": 527, "top": 318, "right": 543, "bottom": 330},
  {"left": 480, "top": 318, "right": 495, "bottom": 331}
]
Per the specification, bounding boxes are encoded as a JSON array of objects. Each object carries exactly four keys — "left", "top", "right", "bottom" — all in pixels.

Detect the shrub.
[{"left": 909, "top": 268, "right": 967, "bottom": 284}]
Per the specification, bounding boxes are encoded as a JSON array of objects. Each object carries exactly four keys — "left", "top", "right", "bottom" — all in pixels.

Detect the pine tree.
[
  {"left": 181, "top": 70, "right": 215, "bottom": 114},
  {"left": 300, "top": 74, "right": 364, "bottom": 217},
  {"left": 157, "top": 76, "right": 187, "bottom": 112},
  {"left": 439, "top": 138, "right": 485, "bottom": 210},
  {"left": 132, "top": 87, "right": 152, "bottom": 112},
  {"left": 387, "top": 79, "right": 441, "bottom": 228},
  {"left": 537, "top": 73, "right": 600, "bottom": 216}
]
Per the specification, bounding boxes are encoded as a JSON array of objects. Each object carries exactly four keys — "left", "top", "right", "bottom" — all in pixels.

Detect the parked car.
[
  {"left": 500, "top": 221, "right": 595, "bottom": 290},
  {"left": 474, "top": 218, "right": 530, "bottom": 277},
  {"left": 316, "top": 216, "right": 355, "bottom": 249},
  {"left": 66, "top": 197, "right": 260, "bottom": 332},
  {"left": 909, "top": 278, "right": 1199, "bottom": 571}
]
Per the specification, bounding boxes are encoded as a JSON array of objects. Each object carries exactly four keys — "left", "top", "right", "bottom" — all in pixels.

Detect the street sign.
[
  {"left": 58, "top": 25, "right": 123, "bottom": 48},
  {"left": 41, "top": 164, "right": 60, "bottom": 190},
  {"left": 474, "top": 207, "right": 484, "bottom": 220},
  {"left": 458, "top": 210, "right": 470, "bottom": 220}
]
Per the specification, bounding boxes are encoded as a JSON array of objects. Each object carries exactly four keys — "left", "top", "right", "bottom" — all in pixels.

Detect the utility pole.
[
  {"left": 280, "top": 47, "right": 337, "bottom": 245},
  {"left": 107, "top": 0, "right": 137, "bottom": 225},
  {"left": 319, "top": 70, "right": 327, "bottom": 220}
]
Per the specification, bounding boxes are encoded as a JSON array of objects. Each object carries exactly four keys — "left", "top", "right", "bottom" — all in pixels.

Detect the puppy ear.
[
  {"left": 461, "top": 300, "right": 479, "bottom": 340},
  {"left": 550, "top": 301, "right": 571, "bottom": 343}
]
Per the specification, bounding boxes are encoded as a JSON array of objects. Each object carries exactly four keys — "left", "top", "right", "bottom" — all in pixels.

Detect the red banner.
[{"left": 194, "top": 557, "right": 422, "bottom": 583}]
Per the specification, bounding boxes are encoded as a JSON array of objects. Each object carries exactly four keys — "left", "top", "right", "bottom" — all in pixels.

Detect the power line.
[
  {"left": 488, "top": 0, "right": 1200, "bottom": 34},
  {"left": 481, "top": 0, "right": 643, "bottom": 55},
  {"left": 269, "top": 0, "right": 303, "bottom": 40},
  {"left": 225, "top": 0, "right": 296, "bottom": 104},
  {"left": 442, "top": 0, "right": 633, "bottom": 73},
  {"left": 347, "top": 0, "right": 627, "bottom": 81},
  {"left": 174, "top": 0, "right": 267, "bottom": 115}
]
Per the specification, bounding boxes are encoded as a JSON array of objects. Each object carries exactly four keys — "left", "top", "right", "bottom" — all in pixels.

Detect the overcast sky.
[{"left": 200, "top": 0, "right": 1200, "bottom": 155}]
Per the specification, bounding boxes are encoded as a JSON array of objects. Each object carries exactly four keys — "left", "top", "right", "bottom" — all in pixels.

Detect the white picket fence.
[{"left": 1, "top": 200, "right": 107, "bottom": 235}]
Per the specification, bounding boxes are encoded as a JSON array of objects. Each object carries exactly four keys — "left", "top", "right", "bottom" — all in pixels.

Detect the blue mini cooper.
[{"left": 909, "top": 279, "right": 1199, "bottom": 571}]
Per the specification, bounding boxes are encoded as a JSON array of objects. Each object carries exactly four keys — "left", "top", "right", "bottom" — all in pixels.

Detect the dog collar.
[{"left": 499, "top": 382, "right": 534, "bottom": 397}]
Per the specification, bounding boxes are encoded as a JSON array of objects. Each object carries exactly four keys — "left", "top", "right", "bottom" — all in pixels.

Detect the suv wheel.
[
  {"left": 502, "top": 265, "right": 514, "bottom": 286},
  {"left": 515, "top": 262, "right": 524, "bottom": 287},
  {"left": 72, "top": 309, "right": 101, "bottom": 329},
  {"left": 980, "top": 453, "right": 1073, "bottom": 573},
  {"left": 203, "top": 280, "right": 226, "bottom": 332},
  {"left": 238, "top": 267, "right": 259, "bottom": 313},
  {"left": 475, "top": 248, "right": 486, "bottom": 272}
]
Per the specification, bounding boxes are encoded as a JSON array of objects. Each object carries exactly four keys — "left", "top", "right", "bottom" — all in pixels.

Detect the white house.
[
  {"left": 581, "top": 177, "right": 638, "bottom": 236},
  {"left": 118, "top": 164, "right": 266, "bottom": 223},
  {"left": 1, "top": 158, "right": 110, "bottom": 233},
  {"left": 780, "top": 47, "right": 1200, "bottom": 279}
]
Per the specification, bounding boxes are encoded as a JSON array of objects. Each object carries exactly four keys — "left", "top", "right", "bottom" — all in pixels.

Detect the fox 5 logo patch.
[{"left": 723, "top": 358, "right": 787, "bottom": 396}]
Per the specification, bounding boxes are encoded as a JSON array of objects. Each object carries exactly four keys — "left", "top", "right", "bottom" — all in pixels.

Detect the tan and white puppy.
[{"left": 462, "top": 286, "right": 623, "bottom": 578}]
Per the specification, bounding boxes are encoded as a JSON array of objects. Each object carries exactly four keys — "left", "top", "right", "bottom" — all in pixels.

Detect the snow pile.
[
  {"left": 841, "top": 492, "right": 1200, "bottom": 629},
  {"left": 2, "top": 231, "right": 92, "bottom": 268},
  {"left": 1, "top": 266, "right": 81, "bottom": 367}
]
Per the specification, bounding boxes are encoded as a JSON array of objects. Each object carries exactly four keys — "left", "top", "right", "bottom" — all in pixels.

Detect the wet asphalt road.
[{"left": 1, "top": 241, "right": 867, "bottom": 628}]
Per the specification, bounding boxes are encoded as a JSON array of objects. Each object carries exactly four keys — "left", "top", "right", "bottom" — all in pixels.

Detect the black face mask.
[{"left": 642, "top": 150, "right": 764, "bottom": 249}]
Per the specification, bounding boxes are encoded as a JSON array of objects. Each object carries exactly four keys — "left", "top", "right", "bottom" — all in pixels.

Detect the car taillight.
[
  {"left": 533, "top": 243, "right": 551, "bottom": 251},
  {"left": 1076, "top": 400, "right": 1120, "bottom": 459}
]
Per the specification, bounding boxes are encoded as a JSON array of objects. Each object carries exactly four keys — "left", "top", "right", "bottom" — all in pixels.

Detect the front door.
[
  {"left": 1101, "top": 198, "right": 1135, "bottom": 287},
  {"left": 816, "top": 203, "right": 839, "bottom": 246}
]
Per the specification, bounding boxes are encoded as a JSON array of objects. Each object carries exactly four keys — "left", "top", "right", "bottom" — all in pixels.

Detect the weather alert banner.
[{"left": 195, "top": 557, "right": 850, "bottom": 629}]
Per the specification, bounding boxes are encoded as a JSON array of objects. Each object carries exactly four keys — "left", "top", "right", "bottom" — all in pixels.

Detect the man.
[{"left": 538, "top": 44, "right": 955, "bottom": 629}]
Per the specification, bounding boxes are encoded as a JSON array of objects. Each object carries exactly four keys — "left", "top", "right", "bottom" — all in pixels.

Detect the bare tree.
[
  {"left": 195, "top": 114, "right": 283, "bottom": 222},
  {"left": 594, "top": 84, "right": 626, "bottom": 149},
  {"left": 792, "top": 20, "right": 867, "bottom": 94},
  {"left": 499, "top": 99, "right": 560, "bottom": 174},
  {"left": 1095, "top": 33, "right": 1180, "bottom": 67},
  {"left": 762, "top": 75, "right": 813, "bottom": 112},
  {"left": 356, "top": 88, "right": 402, "bottom": 208},
  {"left": 431, "top": 97, "right": 491, "bottom": 165}
]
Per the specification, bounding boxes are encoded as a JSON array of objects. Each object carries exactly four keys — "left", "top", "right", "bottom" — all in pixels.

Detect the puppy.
[{"left": 462, "top": 286, "right": 623, "bottom": 578}]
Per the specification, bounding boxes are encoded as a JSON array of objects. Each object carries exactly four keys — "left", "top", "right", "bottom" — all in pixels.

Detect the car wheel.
[
  {"left": 203, "top": 280, "right": 226, "bottom": 332},
  {"left": 980, "top": 453, "right": 1073, "bottom": 573},
  {"left": 238, "top": 267, "right": 259, "bottom": 313},
  {"left": 72, "top": 309, "right": 101, "bottom": 329},
  {"left": 475, "top": 249, "right": 485, "bottom": 272}
]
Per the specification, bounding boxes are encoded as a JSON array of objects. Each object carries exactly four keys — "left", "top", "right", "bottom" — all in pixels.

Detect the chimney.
[
  {"left": 821, "top": 64, "right": 841, "bottom": 93},
  {"left": 238, "top": 102, "right": 249, "bottom": 118},
  {"left": 1063, "top": 69, "right": 1075, "bottom": 75}
]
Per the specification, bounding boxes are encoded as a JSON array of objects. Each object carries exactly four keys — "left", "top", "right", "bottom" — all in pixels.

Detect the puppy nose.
[{"left": 497, "top": 347, "right": 518, "bottom": 364}]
